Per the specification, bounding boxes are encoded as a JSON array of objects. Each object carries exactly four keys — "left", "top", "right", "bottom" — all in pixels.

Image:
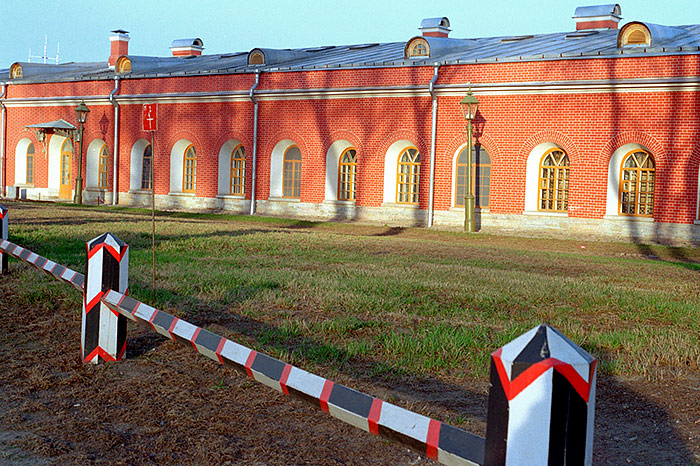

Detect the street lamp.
[
  {"left": 74, "top": 101, "right": 90, "bottom": 204},
  {"left": 460, "top": 88, "right": 479, "bottom": 232}
]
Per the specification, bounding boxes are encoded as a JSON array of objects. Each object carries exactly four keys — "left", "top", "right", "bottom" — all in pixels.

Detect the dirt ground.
[{"left": 0, "top": 271, "right": 698, "bottom": 465}]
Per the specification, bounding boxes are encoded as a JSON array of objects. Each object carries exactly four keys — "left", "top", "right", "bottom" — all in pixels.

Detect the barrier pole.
[
  {"left": 0, "top": 204, "right": 7, "bottom": 275},
  {"left": 484, "top": 324, "right": 597, "bottom": 466},
  {"left": 82, "top": 233, "right": 129, "bottom": 363}
]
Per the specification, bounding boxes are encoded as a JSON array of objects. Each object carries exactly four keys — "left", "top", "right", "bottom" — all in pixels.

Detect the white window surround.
[
  {"left": 450, "top": 143, "right": 468, "bottom": 208},
  {"left": 47, "top": 135, "right": 69, "bottom": 196},
  {"left": 169, "top": 139, "right": 194, "bottom": 194},
  {"left": 524, "top": 142, "right": 564, "bottom": 214},
  {"left": 605, "top": 142, "right": 652, "bottom": 218},
  {"left": 695, "top": 163, "right": 700, "bottom": 224},
  {"left": 269, "top": 139, "right": 297, "bottom": 198},
  {"left": 325, "top": 140, "right": 354, "bottom": 201},
  {"left": 217, "top": 139, "right": 244, "bottom": 196},
  {"left": 14, "top": 138, "right": 33, "bottom": 185},
  {"left": 129, "top": 138, "right": 151, "bottom": 192},
  {"left": 383, "top": 139, "right": 417, "bottom": 204},
  {"left": 85, "top": 139, "right": 107, "bottom": 189}
]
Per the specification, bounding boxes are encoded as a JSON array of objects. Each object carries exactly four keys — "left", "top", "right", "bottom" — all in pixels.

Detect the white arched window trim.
[
  {"left": 524, "top": 142, "right": 566, "bottom": 215},
  {"left": 129, "top": 139, "right": 151, "bottom": 192},
  {"left": 217, "top": 139, "right": 244, "bottom": 196},
  {"left": 169, "top": 139, "right": 195, "bottom": 195},
  {"left": 696, "top": 163, "right": 700, "bottom": 224},
  {"left": 269, "top": 139, "right": 297, "bottom": 199},
  {"left": 46, "top": 135, "right": 69, "bottom": 197},
  {"left": 605, "top": 143, "right": 654, "bottom": 219},
  {"left": 382, "top": 139, "right": 418, "bottom": 205},
  {"left": 325, "top": 140, "right": 354, "bottom": 201},
  {"left": 14, "top": 138, "right": 33, "bottom": 185},
  {"left": 85, "top": 139, "right": 107, "bottom": 189}
]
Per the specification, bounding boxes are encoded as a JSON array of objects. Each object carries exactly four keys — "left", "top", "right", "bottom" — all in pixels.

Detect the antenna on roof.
[{"left": 27, "top": 35, "right": 60, "bottom": 64}]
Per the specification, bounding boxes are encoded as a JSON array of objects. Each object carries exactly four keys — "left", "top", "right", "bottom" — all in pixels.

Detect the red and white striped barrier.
[
  {"left": 0, "top": 204, "right": 598, "bottom": 466},
  {"left": 1, "top": 205, "right": 9, "bottom": 275}
]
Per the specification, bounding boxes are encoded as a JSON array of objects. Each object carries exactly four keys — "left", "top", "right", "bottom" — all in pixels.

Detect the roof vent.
[
  {"left": 573, "top": 4, "right": 621, "bottom": 30},
  {"left": 109, "top": 29, "right": 130, "bottom": 68},
  {"left": 170, "top": 38, "right": 204, "bottom": 57},
  {"left": 419, "top": 17, "right": 451, "bottom": 38}
]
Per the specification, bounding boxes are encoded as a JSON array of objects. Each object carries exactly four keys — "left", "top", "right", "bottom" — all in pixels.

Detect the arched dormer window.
[
  {"left": 115, "top": 56, "right": 132, "bottom": 74},
  {"left": 405, "top": 38, "right": 429, "bottom": 59},
  {"left": 618, "top": 23, "right": 651, "bottom": 47},
  {"left": 10, "top": 63, "right": 23, "bottom": 79},
  {"left": 248, "top": 50, "right": 265, "bottom": 66}
]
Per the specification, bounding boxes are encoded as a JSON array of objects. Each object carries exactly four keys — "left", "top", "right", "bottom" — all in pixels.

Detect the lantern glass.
[
  {"left": 75, "top": 101, "right": 90, "bottom": 124},
  {"left": 460, "top": 90, "right": 479, "bottom": 121}
]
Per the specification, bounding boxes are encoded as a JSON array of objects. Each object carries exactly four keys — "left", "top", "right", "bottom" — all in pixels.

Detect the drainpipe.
[
  {"left": 109, "top": 77, "right": 120, "bottom": 205},
  {"left": 1, "top": 83, "right": 6, "bottom": 198},
  {"left": 427, "top": 63, "right": 440, "bottom": 228},
  {"left": 248, "top": 70, "right": 260, "bottom": 216}
]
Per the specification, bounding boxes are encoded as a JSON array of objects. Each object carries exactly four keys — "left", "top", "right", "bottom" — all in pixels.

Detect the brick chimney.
[
  {"left": 419, "top": 17, "right": 451, "bottom": 38},
  {"left": 109, "top": 30, "right": 130, "bottom": 67},
  {"left": 170, "top": 38, "right": 204, "bottom": 57},
  {"left": 573, "top": 4, "right": 622, "bottom": 30}
]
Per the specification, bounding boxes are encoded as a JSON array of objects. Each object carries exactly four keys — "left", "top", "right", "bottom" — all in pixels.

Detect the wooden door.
[{"left": 59, "top": 139, "right": 72, "bottom": 199}]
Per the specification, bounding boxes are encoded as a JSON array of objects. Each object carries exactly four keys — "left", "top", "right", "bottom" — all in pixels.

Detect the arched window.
[
  {"left": 98, "top": 144, "right": 109, "bottom": 189},
  {"left": 182, "top": 145, "right": 196, "bottom": 193},
  {"left": 283, "top": 146, "right": 301, "bottom": 198},
  {"left": 141, "top": 144, "right": 152, "bottom": 190},
  {"left": 406, "top": 38, "right": 429, "bottom": 58},
  {"left": 26, "top": 143, "right": 35, "bottom": 185},
  {"left": 397, "top": 147, "right": 420, "bottom": 204},
  {"left": 230, "top": 145, "right": 246, "bottom": 195},
  {"left": 619, "top": 150, "right": 655, "bottom": 216},
  {"left": 455, "top": 145, "right": 491, "bottom": 208},
  {"left": 338, "top": 148, "right": 357, "bottom": 201},
  {"left": 59, "top": 139, "right": 73, "bottom": 199},
  {"left": 249, "top": 51, "right": 264, "bottom": 65},
  {"left": 538, "top": 149, "right": 570, "bottom": 212}
]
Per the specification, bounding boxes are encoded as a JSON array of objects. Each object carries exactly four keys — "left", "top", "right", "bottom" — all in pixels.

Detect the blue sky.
[{"left": 1, "top": 0, "right": 698, "bottom": 67}]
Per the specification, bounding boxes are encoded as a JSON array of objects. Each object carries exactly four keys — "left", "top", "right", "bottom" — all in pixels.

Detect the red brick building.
[{"left": 2, "top": 4, "right": 699, "bottom": 243}]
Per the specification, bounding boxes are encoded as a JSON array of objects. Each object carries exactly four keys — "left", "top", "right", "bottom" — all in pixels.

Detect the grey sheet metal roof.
[
  {"left": 4, "top": 21, "right": 700, "bottom": 84},
  {"left": 25, "top": 119, "right": 77, "bottom": 130}
]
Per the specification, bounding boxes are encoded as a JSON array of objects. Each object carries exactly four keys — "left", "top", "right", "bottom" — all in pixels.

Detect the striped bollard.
[
  {"left": 82, "top": 233, "right": 129, "bottom": 363},
  {"left": 0, "top": 205, "right": 7, "bottom": 275},
  {"left": 484, "top": 324, "right": 597, "bottom": 466}
]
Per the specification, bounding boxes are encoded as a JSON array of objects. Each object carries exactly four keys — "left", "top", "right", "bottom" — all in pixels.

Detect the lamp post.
[
  {"left": 460, "top": 89, "right": 479, "bottom": 233},
  {"left": 74, "top": 101, "right": 90, "bottom": 205}
]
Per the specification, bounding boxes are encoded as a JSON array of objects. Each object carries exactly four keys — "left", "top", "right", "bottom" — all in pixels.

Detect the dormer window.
[
  {"left": 618, "top": 23, "right": 651, "bottom": 47},
  {"left": 115, "top": 56, "right": 132, "bottom": 74},
  {"left": 405, "top": 38, "right": 429, "bottom": 59},
  {"left": 10, "top": 63, "right": 23, "bottom": 79},
  {"left": 248, "top": 50, "right": 265, "bottom": 65}
]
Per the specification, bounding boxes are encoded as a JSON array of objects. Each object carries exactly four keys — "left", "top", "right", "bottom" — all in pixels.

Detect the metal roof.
[
  {"left": 4, "top": 21, "right": 700, "bottom": 84},
  {"left": 573, "top": 4, "right": 621, "bottom": 18}
]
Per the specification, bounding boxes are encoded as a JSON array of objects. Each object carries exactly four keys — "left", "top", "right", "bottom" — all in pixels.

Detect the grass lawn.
[{"left": 7, "top": 200, "right": 699, "bottom": 382}]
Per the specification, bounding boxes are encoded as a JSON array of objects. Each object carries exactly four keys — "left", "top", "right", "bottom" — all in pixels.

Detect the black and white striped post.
[
  {"left": 0, "top": 204, "right": 8, "bottom": 275},
  {"left": 484, "top": 324, "right": 597, "bottom": 466},
  {"left": 82, "top": 233, "right": 129, "bottom": 363}
]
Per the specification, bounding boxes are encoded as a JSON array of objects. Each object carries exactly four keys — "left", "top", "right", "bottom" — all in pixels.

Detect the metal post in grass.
[
  {"left": 484, "top": 324, "right": 597, "bottom": 466},
  {"left": 82, "top": 233, "right": 129, "bottom": 363},
  {"left": 0, "top": 204, "right": 7, "bottom": 274}
]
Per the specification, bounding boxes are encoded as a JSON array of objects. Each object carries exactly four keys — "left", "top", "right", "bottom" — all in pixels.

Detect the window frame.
[
  {"left": 396, "top": 147, "right": 421, "bottom": 205},
  {"left": 182, "top": 144, "right": 197, "bottom": 193},
  {"left": 406, "top": 38, "right": 429, "bottom": 58},
  {"left": 282, "top": 145, "right": 302, "bottom": 198},
  {"left": 537, "top": 148, "right": 570, "bottom": 212},
  {"left": 98, "top": 144, "right": 109, "bottom": 189},
  {"left": 229, "top": 144, "right": 246, "bottom": 195},
  {"left": 60, "top": 139, "right": 73, "bottom": 187},
  {"left": 337, "top": 147, "right": 357, "bottom": 201},
  {"left": 455, "top": 145, "right": 491, "bottom": 209},
  {"left": 618, "top": 149, "right": 655, "bottom": 217},
  {"left": 141, "top": 144, "right": 153, "bottom": 190}
]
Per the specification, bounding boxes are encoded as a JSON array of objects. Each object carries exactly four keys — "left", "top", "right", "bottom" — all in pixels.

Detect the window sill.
[
  {"left": 381, "top": 202, "right": 420, "bottom": 209},
  {"left": 268, "top": 196, "right": 300, "bottom": 203},
  {"left": 168, "top": 192, "right": 196, "bottom": 197},
  {"left": 128, "top": 189, "right": 153, "bottom": 194},
  {"left": 216, "top": 194, "right": 246, "bottom": 200},
  {"left": 449, "top": 207, "right": 489, "bottom": 213},
  {"left": 85, "top": 186, "right": 108, "bottom": 192},
  {"left": 695, "top": 220, "right": 700, "bottom": 226},
  {"left": 14, "top": 183, "right": 35, "bottom": 188},
  {"left": 523, "top": 210, "right": 569, "bottom": 217},
  {"left": 603, "top": 215, "right": 654, "bottom": 223},
  {"left": 323, "top": 199, "right": 356, "bottom": 205}
]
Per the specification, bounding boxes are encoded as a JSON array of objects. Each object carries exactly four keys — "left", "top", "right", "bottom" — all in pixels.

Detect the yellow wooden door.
[{"left": 59, "top": 140, "right": 72, "bottom": 199}]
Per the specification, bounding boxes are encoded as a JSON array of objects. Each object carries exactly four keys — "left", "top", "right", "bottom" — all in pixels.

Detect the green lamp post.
[
  {"left": 460, "top": 88, "right": 479, "bottom": 232},
  {"left": 74, "top": 101, "right": 90, "bottom": 205}
]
